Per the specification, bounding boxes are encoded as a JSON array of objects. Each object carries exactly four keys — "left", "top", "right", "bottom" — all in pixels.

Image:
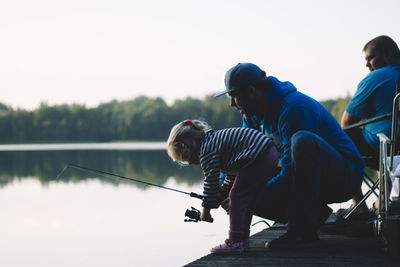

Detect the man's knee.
[{"left": 291, "top": 130, "right": 318, "bottom": 158}]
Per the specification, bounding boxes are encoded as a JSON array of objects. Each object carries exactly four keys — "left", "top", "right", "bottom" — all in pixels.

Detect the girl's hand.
[
  {"left": 200, "top": 207, "right": 213, "bottom": 222},
  {"left": 220, "top": 197, "right": 230, "bottom": 214}
]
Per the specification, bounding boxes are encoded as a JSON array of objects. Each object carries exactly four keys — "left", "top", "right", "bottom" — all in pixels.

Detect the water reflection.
[
  {"left": 0, "top": 148, "right": 232, "bottom": 267},
  {"left": 0, "top": 147, "right": 358, "bottom": 266},
  {"left": 0, "top": 150, "right": 204, "bottom": 189}
]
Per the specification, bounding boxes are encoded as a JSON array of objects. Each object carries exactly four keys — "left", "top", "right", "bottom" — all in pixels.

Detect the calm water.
[
  {"left": 0, "top": 143, "right": 270, "bottom": 267},
  {"left": 0, "top": 143, "right": 372, "bottom": 267}
]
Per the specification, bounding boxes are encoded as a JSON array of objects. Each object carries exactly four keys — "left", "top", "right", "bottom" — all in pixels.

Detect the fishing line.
[{"left": 56, "top": 163, "right": 204, "bottom": 200}]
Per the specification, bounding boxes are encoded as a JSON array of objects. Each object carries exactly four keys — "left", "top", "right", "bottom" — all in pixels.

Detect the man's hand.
[
  {"left": 200, "top": 207, "right": 213, "bottom": 222},
  {"left": 220, "top": 197, "right": 230, "bottom": 214},
  {"left": 341, "top": 111, "right": 361, "bottom": 128}
]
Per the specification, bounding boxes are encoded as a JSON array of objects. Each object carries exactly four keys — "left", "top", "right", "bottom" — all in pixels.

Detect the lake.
[
  {"left": 0, "top": 143, "right": 273, "bottom": 267},
  {"left": 0, "top": 143, "right": 370, "bottom": 267}
]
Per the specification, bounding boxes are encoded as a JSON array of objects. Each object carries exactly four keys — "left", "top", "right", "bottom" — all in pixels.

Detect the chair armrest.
[
  {"left": 378, "top": 133, "right": 391, "bottom": 143},
  {"left": 344, "top": 113, "right": 392, "bottom": 132}
]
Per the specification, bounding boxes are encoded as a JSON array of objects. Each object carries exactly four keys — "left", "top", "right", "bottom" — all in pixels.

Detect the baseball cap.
[{"left": 214, "top": 63, "right": 267, "bottom": 97}]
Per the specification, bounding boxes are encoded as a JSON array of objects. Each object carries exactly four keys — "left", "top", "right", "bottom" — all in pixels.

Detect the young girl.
[{"left": 167, "top": 119, "right": 279, "bottom": 254}]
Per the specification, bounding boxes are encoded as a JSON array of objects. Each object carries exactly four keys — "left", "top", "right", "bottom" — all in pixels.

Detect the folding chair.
[
  {"left": 376, "top": 79, "right": 400, "bottom": 260},
  {"left": 341, "top": 75, "right": 400, "bottom": 220},
  {"left": 378, "top": 77, "right": 400, "bottom": 216},
  {"left": 340, "top": 115, "right": 390, "bottom": 220}
]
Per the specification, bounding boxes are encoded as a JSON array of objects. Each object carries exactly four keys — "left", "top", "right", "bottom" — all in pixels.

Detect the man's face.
[
  {"left": 228, "top": 87, "right": 257, "bottom": 118},
  {"left": 364, "top": 45, "right": 387, "bottom": 71}
]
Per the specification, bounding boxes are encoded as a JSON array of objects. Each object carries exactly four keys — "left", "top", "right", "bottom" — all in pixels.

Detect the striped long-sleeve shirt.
[{"left": 199, "top": 127, "right": 273, "bottom": 208}]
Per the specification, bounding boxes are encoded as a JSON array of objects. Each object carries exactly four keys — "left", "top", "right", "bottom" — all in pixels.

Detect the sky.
[{"left": 1, "top": 0, "right": 399, "bottom": 110}]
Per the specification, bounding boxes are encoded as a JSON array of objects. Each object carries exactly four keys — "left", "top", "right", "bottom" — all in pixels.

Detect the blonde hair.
[{"left": 167, "top": 119, "right": 211, "bottom": 165}]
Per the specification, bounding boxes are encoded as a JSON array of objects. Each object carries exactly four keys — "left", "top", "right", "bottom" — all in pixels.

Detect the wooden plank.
[{"left": 185, "top": 226, "right": 398, "bottom": 266}]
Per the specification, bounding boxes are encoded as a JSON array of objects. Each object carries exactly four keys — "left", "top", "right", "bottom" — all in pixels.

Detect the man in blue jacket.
[{"left": 215, "top": 63, "right": 365, "bottom": 249}]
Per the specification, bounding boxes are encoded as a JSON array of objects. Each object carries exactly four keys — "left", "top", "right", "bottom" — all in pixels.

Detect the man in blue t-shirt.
[
  {"left": 215, "top": 63, "right": 364, "bottom": 249},
  {"left": 341, "top": 35, "right": 400, "bottom": 216}
]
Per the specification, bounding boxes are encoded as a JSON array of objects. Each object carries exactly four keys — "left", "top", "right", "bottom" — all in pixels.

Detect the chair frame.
[
  {"left": 341, "top": 116, "right": 390, "bottom": 220},
  {"left": 378, "top": 91, "right": 400, "bottom": 219}
]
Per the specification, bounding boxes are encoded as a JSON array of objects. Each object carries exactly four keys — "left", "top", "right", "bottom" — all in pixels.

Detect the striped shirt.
[{"left": 199, "top": 127, "right": 273, "bottom": 208}]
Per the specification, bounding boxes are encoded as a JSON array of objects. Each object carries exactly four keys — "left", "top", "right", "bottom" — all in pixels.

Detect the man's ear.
[
  {"left": 384, "top": 53, "right": 393, "bottom": 65},
  {"left": 245, "top": 85, "right": 256, "bottom": 97}
]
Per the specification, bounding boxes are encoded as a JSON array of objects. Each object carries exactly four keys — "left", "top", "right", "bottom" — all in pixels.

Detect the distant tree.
[
  {"left": 0, "top": 102, "right": 12, "bottom": 112},
  {"left": 0, "top": 95, "right": 349, "bottom": 143},
  {"left": 330, "top": 97, "right": 351, "bottom": 123},
  {"left": 0, "top": 103, "right": 13, "bottom": 141}
]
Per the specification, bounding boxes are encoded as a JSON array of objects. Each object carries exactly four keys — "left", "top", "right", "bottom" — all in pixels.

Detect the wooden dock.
[{"left": 185, "top": 225, "right": 399, "bottom": 266}]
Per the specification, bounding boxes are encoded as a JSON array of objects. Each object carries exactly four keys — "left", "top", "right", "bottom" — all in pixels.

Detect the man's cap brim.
[{"left": 214, "top": 90, "right": 230, "bottom": 98}]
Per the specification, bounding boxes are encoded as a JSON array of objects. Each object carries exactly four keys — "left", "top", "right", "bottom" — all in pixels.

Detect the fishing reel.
[
  {"left": 184, "top": 206, "right": 213, "bottom": 223},
  {"left": 184, "top": 207, "right": 201, "bottom": 222}
]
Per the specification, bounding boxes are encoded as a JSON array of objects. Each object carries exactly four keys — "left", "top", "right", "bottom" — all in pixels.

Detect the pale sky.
[{"left": 1, "top": 0, "right": 399, "bottom": 110}]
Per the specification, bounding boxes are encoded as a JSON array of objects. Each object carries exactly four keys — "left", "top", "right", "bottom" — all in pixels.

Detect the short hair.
[
  {"left": 167, "top": 120, "right": 211, "bottom": 165},
  {"left": 363, "top": 35, "right": 400, "bottom": 63}
]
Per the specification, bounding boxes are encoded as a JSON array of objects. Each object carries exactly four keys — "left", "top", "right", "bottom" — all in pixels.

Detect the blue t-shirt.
[{"left": 346, "top": 64, "right": 400, "bottom": 152}]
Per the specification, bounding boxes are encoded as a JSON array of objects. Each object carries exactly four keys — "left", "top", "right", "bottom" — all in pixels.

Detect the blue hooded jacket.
[{"left": 243, "top": 76, "right": 365, "bottom": 185}]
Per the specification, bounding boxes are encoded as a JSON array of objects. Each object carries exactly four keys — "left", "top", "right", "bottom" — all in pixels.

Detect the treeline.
[{"left": 0, "top": 95, "right": 350, "bottom": 143}]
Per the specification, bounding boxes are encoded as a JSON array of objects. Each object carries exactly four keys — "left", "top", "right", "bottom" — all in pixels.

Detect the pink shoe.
[{"left": 210, "top": 239, "right": 249, "bottom": 255}]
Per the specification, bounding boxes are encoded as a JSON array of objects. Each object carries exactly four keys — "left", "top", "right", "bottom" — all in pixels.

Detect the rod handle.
[
  {"left": 189, "top": 192, "right": 204, "bottom": 199},
  {"left": 203, "top": 217, "right": 214, "bottom": 223}
]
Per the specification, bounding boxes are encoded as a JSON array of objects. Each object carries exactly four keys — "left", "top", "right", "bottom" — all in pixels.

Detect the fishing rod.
[
  {"left": 59, "top": 163, "right": 204, "bottom": 199},
  {"left": 56, "top": 163, "right": 211, "bottom": 223}
]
